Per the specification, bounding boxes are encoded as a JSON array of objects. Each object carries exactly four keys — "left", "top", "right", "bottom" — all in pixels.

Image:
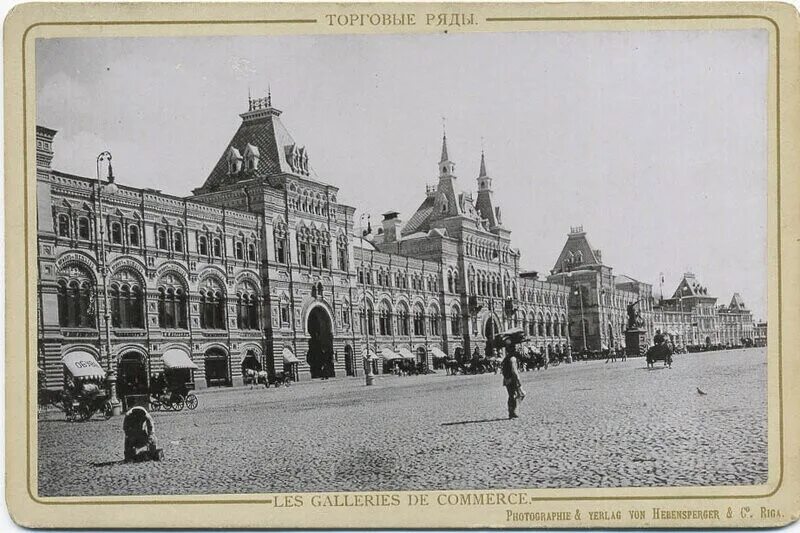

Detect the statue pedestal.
[{"left": 625, "top": 329, "right": 647, "bottom": 357}]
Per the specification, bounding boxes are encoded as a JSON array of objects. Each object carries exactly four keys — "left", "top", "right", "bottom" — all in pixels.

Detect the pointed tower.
[
  {"left": 475, "top": 150, "right": 501, "bottom": 229},
  {"left": 439, "top": 132, "right": 456, "bottom": 177}
]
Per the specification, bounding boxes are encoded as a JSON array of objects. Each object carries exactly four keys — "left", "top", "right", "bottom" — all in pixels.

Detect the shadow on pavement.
[
  {"left": 91, "top": 459, "right": 126, "bottom": 467},
  {"left": 441, "top": 417, "right": 508, "bottom": 426}
]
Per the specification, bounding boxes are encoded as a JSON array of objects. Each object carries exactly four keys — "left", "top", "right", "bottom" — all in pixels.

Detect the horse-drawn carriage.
[
  {"left": 645, "top": 333, "right": 673, "bottom": 368},
  {"left": 149, "top": 372, "right": 198, "bottom": 411},
  {"left": 58, "top": 352, "right": 114, "bottom": 421}
]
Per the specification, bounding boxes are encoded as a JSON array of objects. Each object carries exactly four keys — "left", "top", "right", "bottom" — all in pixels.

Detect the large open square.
[{"left": 38, "top": 347, "right": 768, "bottom": 497}]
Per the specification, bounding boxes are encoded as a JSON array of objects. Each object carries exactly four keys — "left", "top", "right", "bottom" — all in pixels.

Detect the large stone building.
[
  {"left": 547, "top": 228, "right": 655, "bottom": 352},
  {"left": 652, "top": 274, "right": 754, "bottom": 348},
  {"left": 36, "top": 95, "right": 570, "bottom": 394}
]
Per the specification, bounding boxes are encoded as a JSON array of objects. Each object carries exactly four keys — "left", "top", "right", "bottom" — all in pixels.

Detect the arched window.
[
  {"left": 413, "top": 308, "right": 425, "bottom": 336},
  {"left": 199, "top": 278, "right": 226, "bottom": 329},
  {"left": 274, "top": 224, "right": 287, "bottom": 264},
  {"left": 546, "top": 314, "right": 553, "bottom": 336},
  {"left": 537, "top": 314, "right": 544, "bottom": 336},
  {"left": 129, "top": 225, "right": 140, "bottom": 247},
  {"left": 57, "top": 214, "right": 70, "bottom": 237},
  {"left": 360, "top": 302, "right": 375, "bottom": 336},
  {"left": 236, "top": 282, "right": 259, "bottom": 330},
  {"left": 337, "top": 237, "right": 348, "bottom": 271},
  {"left": 198, "top": 235, "right": 208, "bottom": 256},
  {"left": 247, "top": 243, "right": 256, "bottom": 261},
  {"left": 378, "top": 302, "right": 392, "bottom": 336},
  {"left": 157, "top": 229, "right": 168, "bottom": 250},
  {"left": 447, "top": 272, "right": 454, "bottom": 293},
  {"left": 109, "top": 269, "right": 144, "bottom": 329},
  {"left": 78, "top": 217, "right": 90, "bottom": 240},
  {"left": 56, "top": 266, "right": 95, "bottom": 328},
  {"left": 235, "top": 242, "right": 244, "bottom": 260},
  {"left": 397, "top": 304, "right": 410, "bottom": 336},
  {"left": 110, "top": 222, "right": 122, "bottom": 244},
  {"left": 453, "top": 272, "right": 459, "bottom": 294},
  {"left": 451, "top": 308, "right": 461, "bottom": 335},
  {"left": 212, "top": 238, "right": 222, "bottom": 258},
  {"left": 157, "top": 273, "right": 187, "bottom": 329},
  {"left": 429, "top": 308, "right": 440, "bottom": 336},
  {"left": 174, "top": 232, "right": 184, "bottom": 253}
]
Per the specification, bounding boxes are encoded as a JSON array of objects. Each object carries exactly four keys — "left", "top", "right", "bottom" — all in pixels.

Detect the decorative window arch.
[
  {"left": 235, "top": 241, "right": 244, "bottom": 260},
  {"left": 378, "top": 300, "right": 393, "bottom": 336},
  {"left": 413, "top": 305, "right": 426, "bottom": 336},
  {"left": 157, "top": 229, "right": 168, "bottom": 250},
  {"left": 198, "top": 235, "right": 209, "bottom": 256},
  {"left": 173, "top": 231, "right": 184, "bottom": 253},
  {"left": 360, "top": 300, "right": 375, "bottom": 336},
  {"left": 57, "top": 214, "right": 70, "bottom": 237},
  {"left": 56, "top": 265, "right": 95, "bottom": 328},
  {"left": 537, "top": 312, "right": 545, "bottom": 336},
  {"left": 451, "top": 306, "right": 461, "bottom": 335},
  {"left": 77, "top": 217, "right": 91, "bottom": 240},
  {"left": 274, "top": 219, "right": 288, "bottom": 264},
  {"left": 428, "top": 305, "right": 440, "bottom": 336},
  {"left": 129, "top": 225, "right": 140, "bottom": 247},
  {"left": 212, "top": 237, "right": 222, "bottom": 258},
  {"left": 397, "top": 302, "right": 410, "bottom": 336},
  {"left": 110, "top": 222, "right": 123, "bottom": 244},
  {"left": 247, "top": 242, "right": 256, "bottom": 262},
  {"left": 109, "top": 268, "right": 144, "bottom": 329},
  {"left": 199, "top": 277, "right": 226, "bottom": 330},
  {"left": 157, "top": 272, "right": 187, "bottom": 329},
  {"left": 236, "top": 281, "right": 259, "bottom": 330}
]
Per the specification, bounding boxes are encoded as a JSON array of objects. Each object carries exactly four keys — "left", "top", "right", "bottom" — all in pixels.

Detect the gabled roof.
[
  {"left": 196, "top": 105, "right": 321, "bottom": 193},
  {"left": 551, "top": 230, "right": 603, "bottom": 273},
  {"left": 729, "top": 292, "right": 747, "bottom": 310},
  {"left": 671, "top": 273, "right": 712, "bottom": 298}
]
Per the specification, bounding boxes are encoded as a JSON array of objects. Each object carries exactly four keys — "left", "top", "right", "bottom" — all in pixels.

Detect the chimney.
[{"left": 381, "top": 211, "right": 402, "bottom": 243}]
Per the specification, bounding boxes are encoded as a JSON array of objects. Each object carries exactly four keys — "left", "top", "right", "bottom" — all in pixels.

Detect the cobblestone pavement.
[{"left": 38, "top": 347, "right": 767, "bottom": 496}]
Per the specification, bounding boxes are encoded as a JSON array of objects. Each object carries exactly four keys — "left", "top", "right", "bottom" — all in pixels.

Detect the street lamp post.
[
  {"left": 96, "top": 151, "right": 122, "bottom": 415},
  {"left": 359, "top": 213, "right": 374, "bottom": 386}
]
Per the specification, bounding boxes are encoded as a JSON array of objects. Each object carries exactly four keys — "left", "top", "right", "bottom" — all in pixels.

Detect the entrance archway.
[
  {"left": 117, "top": 352, "right": 148, "bottom": 399},
  {"left": 484, "top": 316, "right": 499, "bottom": 358},
  {"left": 307, "top": 306, "right": 334, "bottom": 379},
  {"left": 344, "top": 345, "right": 355, "bottom": 376},
  {"left": 205, "top": 347, "right": 230, "bottom": 387}
]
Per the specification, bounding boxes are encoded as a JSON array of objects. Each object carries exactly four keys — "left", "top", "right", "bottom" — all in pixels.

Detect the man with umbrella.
[{"left": 497, "top": 328, "right": 526, "bottom": 419}]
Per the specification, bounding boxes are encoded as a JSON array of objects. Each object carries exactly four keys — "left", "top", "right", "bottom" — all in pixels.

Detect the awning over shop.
[
  {"left": 362, "top": 348, "right": 378, "bottom": 361},
  {"left": 162, "top": 349, "right": 199, "bottom": 370},
  {"left": 381, "top": 347, "right": 402, "bottom": 361},
  {"left": 62, "top": 351, "right": 106, "bottom": 380},
  {"left": 398, "top": 347, "right": 415, "bottom": 360},
  {"left": 282, "top": 348, "right": 300, "bottom": 364},
  {"left": 430, "top": 347, "right": 448, "bottom": 359}
]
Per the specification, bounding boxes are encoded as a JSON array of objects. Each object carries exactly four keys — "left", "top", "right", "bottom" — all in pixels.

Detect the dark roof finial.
[{"left": 440, "top": 117, "right": 449, "bottom": 163}]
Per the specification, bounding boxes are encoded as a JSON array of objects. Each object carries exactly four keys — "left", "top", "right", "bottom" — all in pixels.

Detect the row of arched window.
[
  {"left": 357, "top": 268, "right": 439, "bottom": 292},
  {"left": 361, "top": 304, "right": 463, "bottom": 338},
  {"left": 520, "top": 314, "right": 568, "bottom": 337},
  {"left": 55, "top": 265, "right": 260, "bottom": 331}
]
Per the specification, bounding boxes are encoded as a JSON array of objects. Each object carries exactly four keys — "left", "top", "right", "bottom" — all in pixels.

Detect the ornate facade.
[
  {"left": 36, "top": 96, "right": 569, "bottom": 392},
  {"left": 36, "top": 95, "right": 758, "bottom": 393}
]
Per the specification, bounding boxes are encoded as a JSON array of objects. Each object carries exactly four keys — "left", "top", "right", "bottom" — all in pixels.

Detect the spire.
[
  {"left": 479, "top": 149, "right": 487, "bottom": 177},
  {"left": 440, "top": 118, "right": 449, "bottom": 163}
]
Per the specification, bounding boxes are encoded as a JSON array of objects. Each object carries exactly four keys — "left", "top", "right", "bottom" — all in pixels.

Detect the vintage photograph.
[{"left": 34, "top": 29, "right": 768, "bottom": 498}]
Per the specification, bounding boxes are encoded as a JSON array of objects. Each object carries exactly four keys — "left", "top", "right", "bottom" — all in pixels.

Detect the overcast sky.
[{"left": 36, "top": 30, "right": 768, "bottom": 318}]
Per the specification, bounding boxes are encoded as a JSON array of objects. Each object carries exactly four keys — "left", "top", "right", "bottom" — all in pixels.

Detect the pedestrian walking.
[{"left": 501, "top": 344, "right": 524, "bottom": 419}]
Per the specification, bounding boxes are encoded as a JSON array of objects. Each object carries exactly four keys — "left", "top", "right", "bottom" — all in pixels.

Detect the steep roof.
[
  {"left": 196, "top": 103, "right": 321, "bottom": 193},
  {"left": 729, "top": 292, "right": 747, "bottom": 310},
  {"left": 671, "top": 273, "right": 712, "bottom": 298},
  {"left": 551, "top": 230, "right": 603, "bottom": 273}
]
